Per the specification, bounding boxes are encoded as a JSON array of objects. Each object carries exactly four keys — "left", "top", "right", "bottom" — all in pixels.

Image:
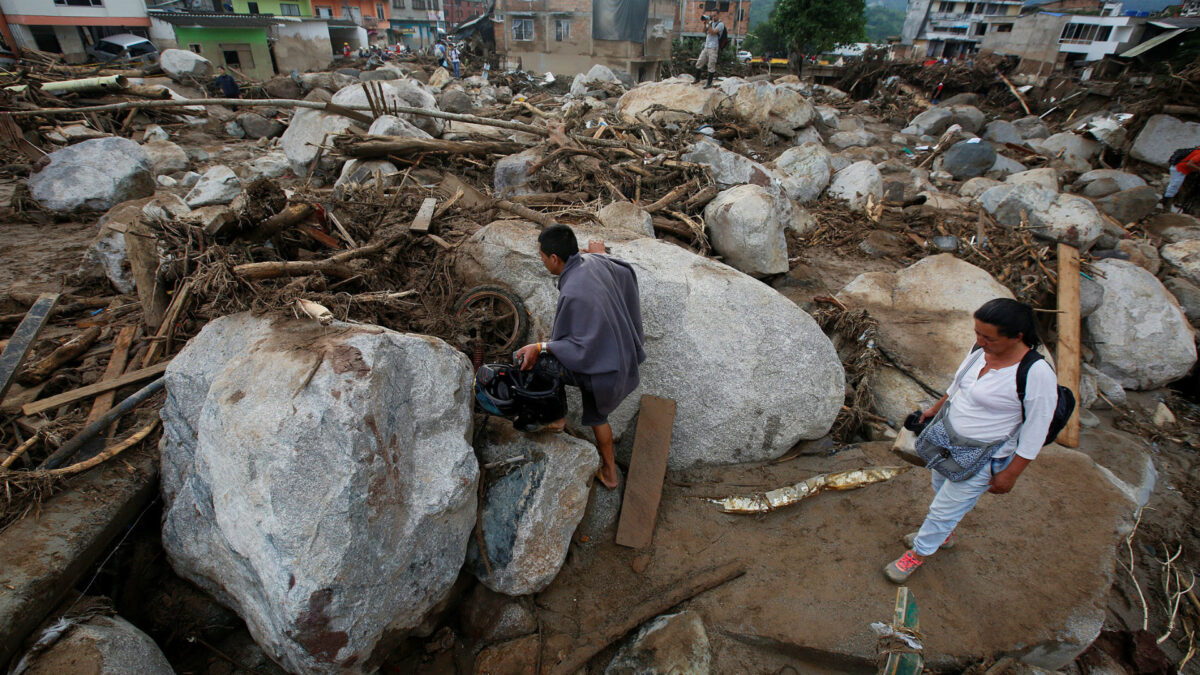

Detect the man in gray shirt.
[{"left": 695, "top": 14, "right": 724, "bottom": 89}]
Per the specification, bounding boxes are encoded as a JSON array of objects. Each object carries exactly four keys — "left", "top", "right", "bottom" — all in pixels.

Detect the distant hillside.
[{"left": 749, "top": 0, "right": 776, "bottom": 28}]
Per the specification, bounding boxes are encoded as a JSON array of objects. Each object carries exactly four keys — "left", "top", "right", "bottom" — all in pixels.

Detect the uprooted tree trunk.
[{"left": 333, "top": 135, "right": 526, "bottom": 159}]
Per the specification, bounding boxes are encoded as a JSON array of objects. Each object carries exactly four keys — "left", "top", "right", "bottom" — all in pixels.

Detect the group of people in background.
[{"left": 337, "top": 39, "right": 457, "bottom": 77}]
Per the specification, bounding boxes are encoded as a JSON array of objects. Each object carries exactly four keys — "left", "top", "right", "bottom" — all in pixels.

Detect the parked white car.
[
  {"left": 87, "top": 34, "right": 159, "bottom": 65},
  {"left": 736, "top": 50, "right": 752, "bottom": 63}
]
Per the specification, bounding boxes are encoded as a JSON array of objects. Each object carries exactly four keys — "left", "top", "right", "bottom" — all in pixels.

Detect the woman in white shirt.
[{"left": 884, "top": 298, "right": 1058, "bottom": 583}]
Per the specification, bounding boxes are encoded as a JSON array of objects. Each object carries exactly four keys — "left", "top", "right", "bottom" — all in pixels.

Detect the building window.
[
  {"left": 376, "top": 3, "right": 384, "bottom": 18},
  {"left": 188, "top": 43, "right": 202, "bottom": 53},
  {"left": 1060, "top": 22, "right": 1104, "bottom": 42},
  {"left": 280, "top": 2, "right": 300, "bottom": 15},
  {"left": 413, "top": 0, "right": 425, "bottom": 8},
  {"left": 315, "top": 4, "right": 332, "bottom": 15},
  {"left": 513, "top": 18, "right": 534, "bottom": 40},
  {"left": 704, "top": 1, "right": 717, "bottom": 10},
  {"left": 995, "top": 23, "right": 1012, "bottom": 32},
  {"left": 392, "top": 0, "right": 403, "bottom": 7},
  {"left": 737, "top": 7, "right": 744, "bottom": 20},
  {"left": 554, "top": 18, "right": 569, "bottom": 41},
  {"left": 54, "top": 0, "right": 104, "bottom": 6},
  {"left": 1097, "top": 25, "right": 1112, "bottom": 40},
  {"left": 719, "top": 1, "right": 729, "bottom": 10},
  {"left": 247, "top": 1, "right": 259, "bottom": 12},
  {"left": 937, "top": 1, "right": 954, "bottom": 11},
  {"left": 974, "top": 22, "right": 986, "bottom": 34}
]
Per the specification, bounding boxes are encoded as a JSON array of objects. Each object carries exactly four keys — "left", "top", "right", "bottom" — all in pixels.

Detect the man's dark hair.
[
  {"left": 538, "top": 223, "right": 578, "bottom": 262},
  {"left": 974, "top": 298, "right": 1040, "bottom": 347}
]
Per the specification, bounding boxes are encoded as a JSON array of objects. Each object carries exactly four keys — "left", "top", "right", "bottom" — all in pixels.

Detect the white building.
[{"left": 0, "top": 0, "right": 153, "bottom": 62}]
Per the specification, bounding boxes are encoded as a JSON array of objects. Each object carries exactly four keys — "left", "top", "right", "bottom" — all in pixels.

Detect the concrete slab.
[{"left": 0, "top": 447, "right": 158, "bottom": 669}]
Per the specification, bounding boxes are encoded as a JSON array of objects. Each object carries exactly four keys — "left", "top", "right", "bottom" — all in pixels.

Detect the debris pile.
[{"left": 1, "top": 45, "right": 1200, "bottom": 675}]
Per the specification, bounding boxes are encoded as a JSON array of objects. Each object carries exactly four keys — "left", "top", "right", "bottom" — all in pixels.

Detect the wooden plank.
[
  {"left": 86, "top": 325, "right": 136, "bottom": 425},
  {"left": 124, "top": 222, "right": 167, "bottom": 331},
  {"left": 22, "top": 361, "right": 169, "bottom": 417},
  {"left": 438, "top": 174, "right": 489, "bottom": 209},
  {"left": 0, "top": 293, "right": 60, "bottom": 404},
  {"left": 615, "top": 395, "right": 676, "bottom": 549},
  {"left": 1056, "top": 243, "right": 1081, "bottom": 448},
  {"left": 410, "top": 197, "right": 438, "bottom": 233}
]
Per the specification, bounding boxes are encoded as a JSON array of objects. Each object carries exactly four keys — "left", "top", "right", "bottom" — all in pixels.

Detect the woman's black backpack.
[{"left": 969, "top": 346, "right": 1077, "bottom": 446}]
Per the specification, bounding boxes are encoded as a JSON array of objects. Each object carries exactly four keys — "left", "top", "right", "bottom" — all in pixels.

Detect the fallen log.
[
  {"left": 246, "top": 203, "right": 315, "bottom": 242},
  {"left": 547, "top": 561, "right": 745, "bottom": 675},
  {"left": 334, "top": 135, "right": 525, "bottom": 158},
  {"left": 1, "top": 98, "right": 674, "bottom": 155},
  {"left": 15, "top": 326, "right": 102, "bottom": 386},
  {"left": 683, "top": 185, "right": 719, "bottom": 210},
  {"left": 643, "top": 181, "right": 694, "bottom": 214},
  {"left": 493, "top": 199, "right": 555, "bottom": 228},
  {"left": 233, "top": 224, "right": 411, "bottom": 280}
]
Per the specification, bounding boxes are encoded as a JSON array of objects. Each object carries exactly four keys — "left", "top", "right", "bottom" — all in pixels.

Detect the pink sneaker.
[{"left": 884, "top": 550, "right": 924, "bottom": 583}]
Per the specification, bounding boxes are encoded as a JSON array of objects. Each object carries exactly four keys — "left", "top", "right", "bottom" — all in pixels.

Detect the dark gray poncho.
[{"left": 546, "top": 252, "right": 646, "bottom": 417}]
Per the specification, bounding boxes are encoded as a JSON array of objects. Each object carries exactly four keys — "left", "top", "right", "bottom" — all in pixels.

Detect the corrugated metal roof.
[
  {"left": 1120, "top": 26, "right": 1191, "bottom": 55},
  {"left": 148, "top": 9, "right": 299, "bottom": 27}
]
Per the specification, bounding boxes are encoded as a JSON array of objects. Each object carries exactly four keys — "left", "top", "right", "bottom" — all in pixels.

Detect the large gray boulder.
[
  {"left": 331, "top": 80, "right": 443, "bottom": 136},
  {"left": 1005, "top": 167, "right": 1059, "bottom": 192},
  {"left": 141, "top": 140, "right": 190, "bottom": 175},
  {"left": 1160, "top": 239, "right": 1200, "bottom": 286},
  {"left": 829, "top": 129, "right": 878, "bottom": 149},
  {"left": 236, "top": 112, "right": 285, "bottom": 139},
  {"left": 368, "top": 113, "right": 433, "bottom": 139},
  {"left": 160, "top": 313, "right": 478, "bottom": 674},
  {"left": 160, "top": 48, "right": 213, "bottom": 81},
  {"left": 605, "top": 611, "right": 711, "bottom": 675},
  {"left": 1032, "top": 132, "right": 1100, "bottom": 173},
  {"left": 279, "top": 108, "right": 356, "bottom": 176},
  {"left": 1092, "top": 185, "right": 1159, "bottom": 225},
  {"left": 771, "top": 142, "right": 832, "bottom": 202},
  {"left": 15, "top": 614, "right": 174, "bottom": 674},
  {"left": 184, "top": 165, "right": 241, "bottom": 208},
  {"left": 597, "top": 202, "right": 654, "bottom": 238},
  {"left": 1086, "top": 259, "right": 1196, "bottom": 390},
  {"left": 942, "top": 140, "right": 996, "bottom": 179},
  {"left": 1074, "top": 169, "right": 1146, "bottom": 198},
  {"left": 30, "top": 137, "right": 154, "bottom": 213},
  {"left": 456, "top": 221, "right": 844, "bottom": 469},
  {"left": 704, "top": 185, "right": 790, "bottom": 276},
  {"left": 616, "top": 78, "right": 724, "bottom": 125},
  {"left": 494, "top": 148, "right": 542, "bottom": 197},
  {"left": 681, "top": 139, "right": 779, "bottom": 189},
  {"left": 467, "top": 424, "right": 597, "bottom": 595},
  {"left": 243, "top": 152, "right": 292, "bottom": 181},
  {"left": 1013, "top": 115, "right": 1050, "bottom": 139},
  {"left": 904, "top": 105, "right": 984, "bottom": 136},
  {"left": 1130, "top": 114, "right": 1200, "bottom": 167},
  {"left": 732, "top": 81, "right": 816, "bottom": 138},
  {"left": 838, "top": 254, "right": 1014, "bottom": 422},
  {"left": 1145, "top": 213, "right": 1200, "bottom": 243},
  {"left": 987, "top": 183, "right": 1104, "bottom": 249},
  {"left": 827, "top": 160, "right": 883, "bottom": 210},
  {"left": 983, "top": 120, "right": 1022, "bottom": 146},
  {"left": 438, "top": 87, "right": 474, "bottom": 114}
]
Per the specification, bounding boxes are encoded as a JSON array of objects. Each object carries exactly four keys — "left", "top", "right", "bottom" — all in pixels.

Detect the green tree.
[
  {"left": 743, "top": 19, "right": 788, "bottom": 56},
  {"left": 864, "top": 5, "right": 905, "bottom": 43},
  {"left": 771, "top": 0, "right": 867, "bottom": 54}
]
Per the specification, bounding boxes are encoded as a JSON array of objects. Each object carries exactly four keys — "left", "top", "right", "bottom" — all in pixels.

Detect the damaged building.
[{"left": 494, "top": 0, "right": 673, "bottom": 81}]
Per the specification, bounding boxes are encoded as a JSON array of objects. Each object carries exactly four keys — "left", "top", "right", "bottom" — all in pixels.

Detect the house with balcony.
[
  {"left": 977, "top": 1, "right": 1147, "bottom": 74},
  {"left": 0, "top": 0, "right": 153, "bottom": 63},
  {"left": 494, "top": 0, "right": 674, "bottom": 81},
  {"left": 388, "top": 0, "right": 441, "bottom": 51},
  {"left": 899, "top": 0, "right": 1022, "bottom": 59},
  {"left": 678, "top": 0, "right": 750, "bottom": 47}
]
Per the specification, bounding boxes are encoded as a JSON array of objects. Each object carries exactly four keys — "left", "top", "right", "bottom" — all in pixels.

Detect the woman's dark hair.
[
  {"left": 538, "top": 223, "right": 578, "bottom": 262},
  {"left": 974, "top": 298, "right": 1040, "bottom": 347}
]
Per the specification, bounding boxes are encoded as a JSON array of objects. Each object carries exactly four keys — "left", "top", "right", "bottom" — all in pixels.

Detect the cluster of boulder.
[{"left": 22, "top": 51, "right": 1200, "bottom": 673}]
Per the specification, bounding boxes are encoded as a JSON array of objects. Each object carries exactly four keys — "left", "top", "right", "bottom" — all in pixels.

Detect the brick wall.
[{"left": 681, "top": 0, "right": 751, "bottom": 39}]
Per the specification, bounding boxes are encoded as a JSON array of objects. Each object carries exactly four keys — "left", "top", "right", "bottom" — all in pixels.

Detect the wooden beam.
[
  {"left": 0, "top": 293, "right": 59, "bottom": 404},
  {"left": 615, "top": 396, "right": 676, "bottom": 549},
  {"left": 410, "top": 197, "right": 438, "bottom": 233},
  {"left": 1056, "top": 243, "right": 1081, "bottom": 448},
  {"left": 86, "top": 325, "right": 136, "bottom": 425},
  {"left": 22, "top": 361, "right": 169, "bottom": 417}
]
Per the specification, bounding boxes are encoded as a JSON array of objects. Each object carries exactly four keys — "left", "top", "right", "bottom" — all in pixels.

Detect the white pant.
[
  {"left": 1165, "top": 165, "right": 1187, "bottom": 199},
  {"left": 696, "top": 47, "right": 718, "bottom": 73},
  {"left": 912, "top": 454, "right": 1014, "bottom": 556}
]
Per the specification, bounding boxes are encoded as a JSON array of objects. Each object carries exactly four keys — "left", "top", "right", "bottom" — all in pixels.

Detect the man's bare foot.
[{"left": 596, "top": 464, "right": 619, "bottom": 489}]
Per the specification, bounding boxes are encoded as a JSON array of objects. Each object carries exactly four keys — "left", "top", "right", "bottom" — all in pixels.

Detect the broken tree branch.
[
  {"left": 15, "top": 326, "right": 102, "bottom": 386},
  {"left": 493, "top": 199, "right": 556, "bottom": 228},
  {"left": 334, "top": 135, "right": 525, "bottom": 159}
]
